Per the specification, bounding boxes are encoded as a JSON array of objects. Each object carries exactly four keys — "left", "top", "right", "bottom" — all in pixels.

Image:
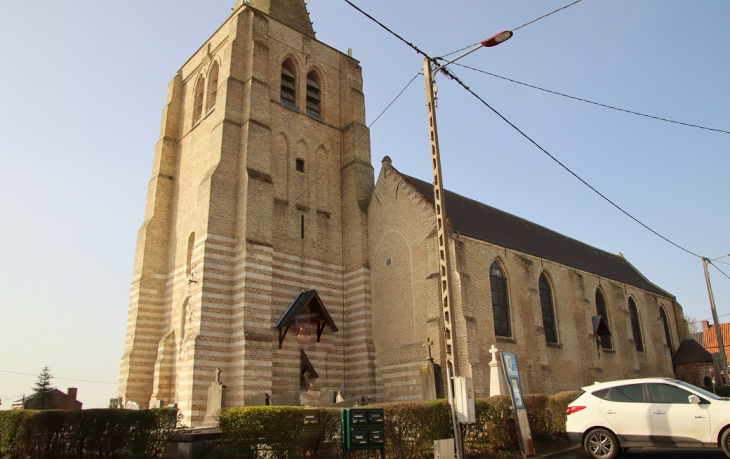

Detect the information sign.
[{"left": 501, "top": 352, "right": 535, "bottom": 458}]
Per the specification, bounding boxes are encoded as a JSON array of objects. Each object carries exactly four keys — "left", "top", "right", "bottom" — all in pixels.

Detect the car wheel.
[
  {"left": 584, "top": 428, "right": 620, "bottom": 459},
  {"left": 721, "top": 428, "right": 730, "bottom": 458}
]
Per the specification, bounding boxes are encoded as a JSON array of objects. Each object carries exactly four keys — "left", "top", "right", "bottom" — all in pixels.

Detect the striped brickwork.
[
  {"left": 368, "top": 161, "right": 688, "bottom": 401},
  {"left": 120, "top": 2, "right": 380, "bottom": 425}
]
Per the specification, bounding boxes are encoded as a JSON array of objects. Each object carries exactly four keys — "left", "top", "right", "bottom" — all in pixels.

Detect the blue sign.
[{"left": 501, "top": 352, "right": 525, "bottom": 409}]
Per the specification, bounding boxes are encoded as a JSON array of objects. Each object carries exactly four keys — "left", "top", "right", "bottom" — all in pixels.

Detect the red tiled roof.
[{"left": 703, "top": 323, "right": 730, "bottom": 356}]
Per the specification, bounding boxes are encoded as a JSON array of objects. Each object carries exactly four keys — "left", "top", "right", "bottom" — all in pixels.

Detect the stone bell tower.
[{"left": 119, "top": 0, "right": 378, "bottom": 425}]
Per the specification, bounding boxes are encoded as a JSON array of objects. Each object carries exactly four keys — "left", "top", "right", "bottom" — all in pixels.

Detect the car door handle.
[
  {"left": 653, "top": 410, "right": 666, "bottom": 415},
  {"left": 605, "top": 410, "right": 616, "bottom": 415}
]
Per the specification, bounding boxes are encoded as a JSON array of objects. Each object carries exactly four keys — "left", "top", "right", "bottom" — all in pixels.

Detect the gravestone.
[
  {"left": 420, "top": 337, "right": 444, "bottom": 400},
  {"left": 125, "top": 401, "right": 141, "bottom": 411},
  {"left": 202, "top": 368, "right": 226, "bottom": 427},
  {"left": 242, "top": 392, "right": 269, "bottom": 406},
  {"left": 489, "top": 345, "right": 506, "bottom": 397},
  {"left": 272, "top": 391, "right": 307, "bottom": 406},
  {"left": 318, "top": 389, "right": 336, "bottom": 407}
]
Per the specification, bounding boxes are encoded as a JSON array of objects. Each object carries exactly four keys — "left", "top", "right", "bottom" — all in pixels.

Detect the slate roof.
[
  {"left": 276, "top": 290, "right": 338, "bottom": 331},
  {"left": 400, "top": 173, "right": 674, "bottom": 299},
  {"left": 672, "top": 337, "right": 714, "bottom": 365}
]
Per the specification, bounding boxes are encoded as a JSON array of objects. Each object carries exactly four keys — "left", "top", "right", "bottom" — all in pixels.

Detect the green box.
[{"left": 340, "top": 408, "right": 386, "bottom": 451}]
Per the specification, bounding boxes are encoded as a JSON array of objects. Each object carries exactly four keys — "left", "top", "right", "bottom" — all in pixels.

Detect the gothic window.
[
  {"left": 281, "top": 59, "right": 297, "bottom": 110},
  {"left": 596, "top": 289, "right": 612, "bottom": 349},
  {"left": 306, "top": 70, "right": 322, "bottom": 119},
  {"left": 539, "top": 273, "right": 558, "bottom": 344},
  {"left": 490, "top": 262, "right": 511, "bottom": 337},
  {"left": 660, "top": 306, "right": 673, "bottom": 353},
  {"left": 206, "top": 62, "right": 219, "bottom": 111},
  {"left": 628, "top": 297, "right": 644, "bottom": 352},
  {"left": 193, "top": 76, "right": 206, "bottom": 124}
]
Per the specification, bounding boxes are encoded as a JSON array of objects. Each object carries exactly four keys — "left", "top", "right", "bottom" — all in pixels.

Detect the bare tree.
[{"left": 685, "top": 315, "right": 703, "bottom": 335}]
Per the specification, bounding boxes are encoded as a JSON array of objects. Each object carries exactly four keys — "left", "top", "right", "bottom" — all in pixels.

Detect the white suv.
[{"left": 566, "top": 377, "right": 730, "bottom": 458}]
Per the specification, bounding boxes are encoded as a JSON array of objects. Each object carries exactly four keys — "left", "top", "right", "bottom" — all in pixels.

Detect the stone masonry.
[{"left": 120, "top": 0, "right": 688, "bottom": 425}]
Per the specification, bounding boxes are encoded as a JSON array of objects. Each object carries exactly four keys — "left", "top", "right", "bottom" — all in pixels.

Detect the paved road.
[{"left": 548, "top": 447, "right": 727, "bottom": 459}]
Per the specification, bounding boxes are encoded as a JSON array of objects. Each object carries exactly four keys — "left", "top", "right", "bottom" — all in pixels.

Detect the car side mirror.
[{"left": 688, "top": 395, "right": 701, "bottom": 404}]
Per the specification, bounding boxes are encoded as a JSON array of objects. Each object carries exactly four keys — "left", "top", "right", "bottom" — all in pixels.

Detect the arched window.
[
  {"left": 306, "top": 70, "right": 322, "bottom": 119},
  {"left": 660, "top": 306, "right": 673, "bottom": 353},
  {"left": 206, "top": 62, "right": 219, "bottom": 111},
  {"left": 490, "top": 262, "right": 511, "bottom": 337},
  {"left": 596, "top": 289, "right": 612, "bottom": 349},
  {"left": 628, "top": 297, "right": 644, "bottom": 352},
  {"left": 539, "top": 273, "right": 558, "bottom": 344},
  {"left": 193, "top": 76, "right": 206, "bottom": 124},
  {"left": 281, "top": 59, "right": 297, "bottom": 110}
]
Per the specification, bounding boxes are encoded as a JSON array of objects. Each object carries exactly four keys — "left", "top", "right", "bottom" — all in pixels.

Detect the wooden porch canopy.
[{"left": 275, "top": 290, "right": 338, "bottom": 349}]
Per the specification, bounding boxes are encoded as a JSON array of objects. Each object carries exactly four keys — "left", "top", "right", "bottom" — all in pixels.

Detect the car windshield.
[{"left": 673, "top": 380, "right": 724, "bottom": 401}]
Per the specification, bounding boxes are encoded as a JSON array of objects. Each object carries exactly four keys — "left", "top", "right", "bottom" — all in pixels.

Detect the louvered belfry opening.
[
  {"left": 306, "top": 71, "right": 321, "bottom": 119},
  {"left": 281, "top": 60, "right": 297, "bottom": 110}
]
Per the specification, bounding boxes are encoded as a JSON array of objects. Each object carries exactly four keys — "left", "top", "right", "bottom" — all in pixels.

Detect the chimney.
[
  {"left": 703, "top": 321, "right": 711, "bottom": 332},
  {"left": 66, "top": 388, "right": 78, "bottom": 410}
]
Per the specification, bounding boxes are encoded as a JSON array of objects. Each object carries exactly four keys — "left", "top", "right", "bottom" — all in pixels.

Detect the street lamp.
[{"left": 423, "top": 30, "right": 512, "bottom": 459}]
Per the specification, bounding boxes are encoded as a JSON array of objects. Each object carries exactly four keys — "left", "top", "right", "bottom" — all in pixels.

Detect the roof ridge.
[{"left": 378, "top": 162, "right": 674, "bottom": 299}]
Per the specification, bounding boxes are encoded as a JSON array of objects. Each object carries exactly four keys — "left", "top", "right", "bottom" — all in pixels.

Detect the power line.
[
  {"left": 0, "top": 369, "right": 117, "bottom": 385},
  {"left": 343, "top": 0, "right": 429, "bottom": 59},
  {"left": 294, "top": 71, "right": 422, "bottom": 202},
  {"left": 512, "top": 0, "right": 587, "bottom": 32},
  {"left": 343, "top": 0, "right": 704, "bottom": 259},
  {"left": 451, "top": 63, "right": 730, "bottom": 135},
  {"left": 437, "top": 65, "right": 702, "bottom": 259},
  {"left": 709, "top": 260, "right": 730, "bottom": 282},
  {"left": 438, "top": 1, "right": 587, "bottom": 59}
]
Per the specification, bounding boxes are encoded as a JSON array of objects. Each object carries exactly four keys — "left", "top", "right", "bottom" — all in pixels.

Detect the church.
[{"left": 119, "top": 0, "right": 688, "bottom": 425}]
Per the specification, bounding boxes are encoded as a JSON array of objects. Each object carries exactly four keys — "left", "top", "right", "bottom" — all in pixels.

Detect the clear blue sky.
[{"left": 1, "top": 0, "right": 727, "bottom": 409}]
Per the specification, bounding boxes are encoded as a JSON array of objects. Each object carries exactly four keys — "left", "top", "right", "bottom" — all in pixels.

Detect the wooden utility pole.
[
  {"left": 423, "top": 57, "right": 463, "bottom": 459},
  {"left": 703, "top": 257, "right": 728, "bottom": 379}
]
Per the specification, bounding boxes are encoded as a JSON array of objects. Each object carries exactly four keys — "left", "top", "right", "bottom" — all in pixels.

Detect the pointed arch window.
[
  {"left": 539, "top": 273, "right": 558, "bottom": 344},
  {"left": 281, "top": 59, "right": 297, "bottom": 110},
  {"left": 595, "top": 289, "right": 612, "bottom": 349},
  {"left": 206, "top": 62, "right": 219, "bottom": 111},
  {"left": 306, "top": 70, "right": 322, "bottom": 119},
  {"left": 193, "top": 76, "right": 206, "bottom": 124},
  {"left": 628, "top": 298, "right": 644, "bottom": 352},
  {"left": 660, "top": 306, "right": 673, "bottom": 354},
  {"left": 490, "top": 262, "right": 511, "bottom": 337}
]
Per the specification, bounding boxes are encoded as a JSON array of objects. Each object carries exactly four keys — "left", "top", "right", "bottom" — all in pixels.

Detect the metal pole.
[
  {"left": 704, "top": 257, "right": 728, "bottom": 381},
  {"left": 424, "top": 57, "right": 463, "bottom": 459}
]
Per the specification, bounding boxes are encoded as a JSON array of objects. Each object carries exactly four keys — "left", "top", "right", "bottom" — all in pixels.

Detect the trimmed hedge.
[
  {"left": 214, "top": 391, "right": 583, "bottom": 459},
  {"left": 0, "top": 408, "right": 181, "bottom": 459}
]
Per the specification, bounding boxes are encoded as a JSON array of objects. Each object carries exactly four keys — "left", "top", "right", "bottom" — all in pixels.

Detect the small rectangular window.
[
  {"left": 296, "top": 159, "right": 305, "bottom": 172},
  {"left": 386, "top": 258, "right": 392, "bottom": 266},
  {"left": 300, "top": 215, "right": 304, "bottom": 239}
]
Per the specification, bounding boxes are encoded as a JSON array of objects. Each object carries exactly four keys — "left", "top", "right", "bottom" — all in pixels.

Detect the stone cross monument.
[{"left": 489, "top": 345, "right": 506, "bottom": 397}]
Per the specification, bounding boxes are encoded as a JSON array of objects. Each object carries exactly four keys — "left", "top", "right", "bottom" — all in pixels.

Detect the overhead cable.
[
  {"left": 709, "top": 261, "right": 730, "bottom": 282},
  {"left": 343, "top": 0, "right": 703, "bottom": 260},
  {"left": 0, "top": 369, "right": 117, "bottom": 385},
  {"left": 451, "top": 63, "right": 730, "bottom": 135},
  {"left": 294, "top": 71, "right": 422, "bottom": 202},
  {"left": 441, "top": 66, "right": 702, "bottom": 259},
  {"left": 511, "top": 0, "right": 586, "bottom": 32}
]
